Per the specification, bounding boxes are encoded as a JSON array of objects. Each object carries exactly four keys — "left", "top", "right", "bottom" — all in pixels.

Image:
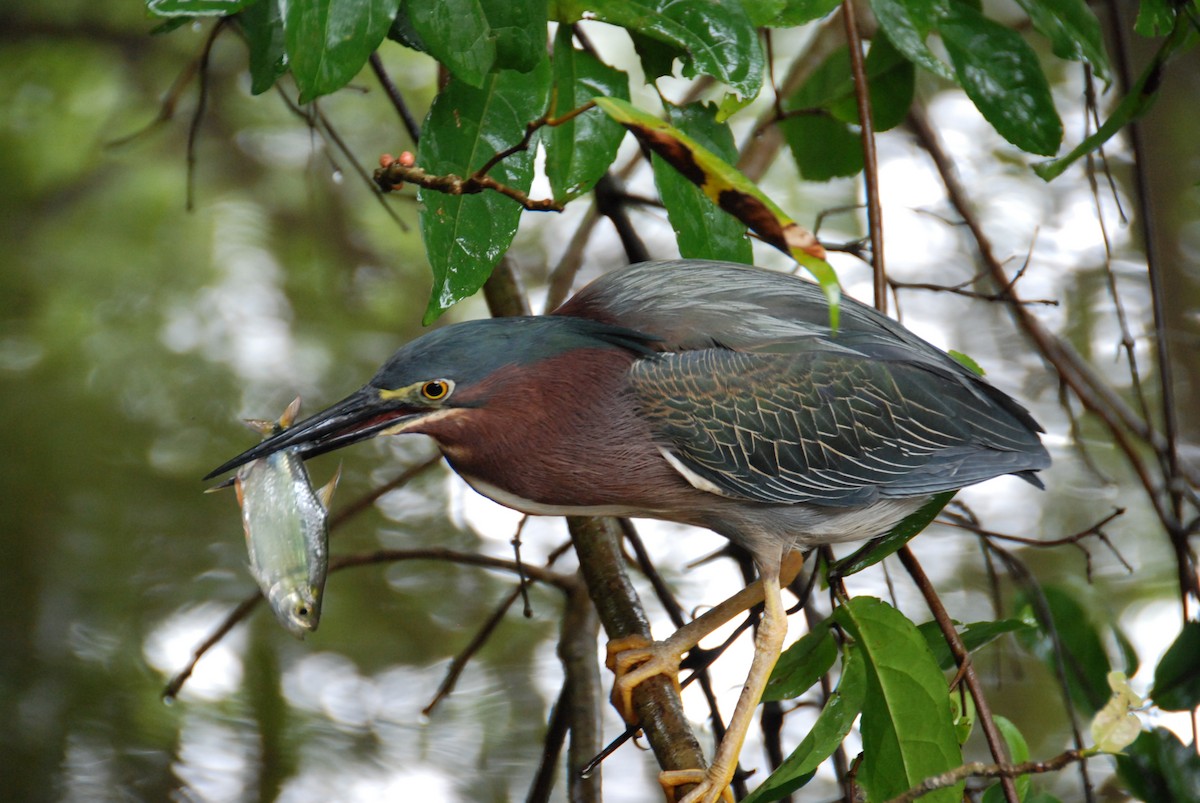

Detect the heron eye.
[{"left": 421, "top": 380, "right": 451, "bottom": 401}]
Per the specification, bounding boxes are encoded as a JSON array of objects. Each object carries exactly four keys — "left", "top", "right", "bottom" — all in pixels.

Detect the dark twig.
[
  {"left": 841, "top": 0, "right": 886, "bottom": 311},
  {"left": 885, "top": 749, "right": 1089, "bottom": 803},
  {"left": 374, "top": 158, "right": 563, "bottom": 212},
  {"left": 185, "top": 19, "right": 228, "bottom": 211},
  {"left": 424, "top": 539, "right": 575, "bottom": 716},
  {"left": 527, "top": 684, "right": 571, "bottom": 803},
  {"left": 943, "top": 507, "right": 1132, "bottom": 580},
  {"left": 368, "top": 53, "right": 421, "bottom": 145},
  {"left": 162, "top": 594, "right": 260, "bottom": 700},
  {"left": 561, "top": 575, "right": 603, "bottom": 802}
]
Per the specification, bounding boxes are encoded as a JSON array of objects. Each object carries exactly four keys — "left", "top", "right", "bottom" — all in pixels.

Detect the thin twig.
[
  {"left": 885, "top": 749, "right": 1089, "bottom": 803},
  {"left": 898, "top": 547, "right": 1020, "bottom": 803},
  {"left": 368, "top": 52, "right": 421, "bottom": 145},
  {"left": 841, "top": 0, "right": 886, "bottom": 311}
]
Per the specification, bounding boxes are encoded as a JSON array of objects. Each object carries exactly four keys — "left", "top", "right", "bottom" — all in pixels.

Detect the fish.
[{"left": 228, "top": 397, "right": 339, "bottom": 638}]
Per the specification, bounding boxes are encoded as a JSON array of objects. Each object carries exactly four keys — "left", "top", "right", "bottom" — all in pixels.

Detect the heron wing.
[{"left": 630, "top": 349, "right": 1048, "bottom": 507}]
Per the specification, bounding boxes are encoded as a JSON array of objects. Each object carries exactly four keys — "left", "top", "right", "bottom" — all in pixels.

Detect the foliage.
[{"left": 122, "top": 0, "right": 1200, "bottom": 801}]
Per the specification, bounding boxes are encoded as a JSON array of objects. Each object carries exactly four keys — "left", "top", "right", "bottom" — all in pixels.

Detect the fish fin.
[
  {"left": 318, "top": 463, "right": 342, "bottom": 510},
  {"left": 205, "top": 476, "right": 237, "bottom": 493},
  {"left": 280, "top": 396, "right": 303, "bottom": 429},
  {"left": 242, "top": 418, "right": 276, "bottom": 435}
]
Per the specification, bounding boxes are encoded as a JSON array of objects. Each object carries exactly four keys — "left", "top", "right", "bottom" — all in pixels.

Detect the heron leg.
[
  {"left": 664, "top": 565, "right": 789, "bottom": 803},
  {"left": 606, "top": 552, "right": 803, "bottom": 802}
]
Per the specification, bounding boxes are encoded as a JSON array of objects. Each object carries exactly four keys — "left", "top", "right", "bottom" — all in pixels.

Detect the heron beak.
[{"left": 203, "top": 387, "right": 424, "bottom": 480}]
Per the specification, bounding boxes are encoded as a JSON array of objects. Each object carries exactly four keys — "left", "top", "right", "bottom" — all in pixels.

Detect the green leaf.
[
  {"left": 285, "top": 0, "right": 402, "bottom": 103},
  {"left": 652, "top": 103, "right": 753, "bottom": 263},
  {"left": 1015, "top": 584, "right": 1112, "bottom": 715},
  {"left": 483, "top": 0, "right": 549, "bottom": 73},
  {"left": 764, "top": 620, "right": 837, "bottom": 702},
  {"left": 546, "top": 27, "right": 628, "bottom": 201},
  {"left": 147, "top": 0, "right": 257, "bottom": 17},
  {"left": 767, "top": 0, "right": 843, "bottom": 26},
  {"left": 406, "top": 0, "right": 495, "bottom": 87},
  {"left": 918, "top": 618, "right": 1035, "bottom": 671},
  {"left": 831, "top": 491, "right": 955, "bottom": 578},
  {"left": 556, "top": 0, "right": 764, "bottom": 99},
  {"left": 947, "top": 687, "right": 975, "bottom": 744},
  {"left": 1150, "top": 620, "right": 1200, "bottom": 711},
  {"left": 781, "top": 113, "right": 863, "bottom": 181},
  {"left": 981, "top": 716, "right": 1031, "bottom": 803},
  {"left": 947, "top": 349, "right": 984, "bottom": 375},
  {"left": 1135, "top": 0, "right": 1176, "bottom": 37},
  {"left": 939, "top": 1, "right": 1063, "bottom": 156},
  {"left": 829, "top": 36, "right": 915, "bottom": 131},
  {"left": 240, "top": 0, "right": 287, "bottom": 95},
  {"left": 417, "top": 61, "right": 551, "bottom": 323},
  {"left": 790, "top": 39, "right": 914, "bottom": 132},
  {"left": 743, "top": 643, "right": 868, "bottom": 802},
  {"left": 1115, "top": 728, "right": 1200, "bottom": 802},
  {"left": 836, "top": 597, "right": 963, "bottom": 803},
  {"left": 1033, "top": 18, "right": 1190, "bottom": 181},
  {"left": 1012, "top": 0, "right": 1110, "bottom": 81},
  {"left": 593, "top": 97, "right": 841, "bottom": 323},
  {"left": 869, "top": 0, "right": 955, "bottom": 81}
]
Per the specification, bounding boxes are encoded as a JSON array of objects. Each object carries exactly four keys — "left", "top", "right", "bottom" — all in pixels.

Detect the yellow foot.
[
  {"left": 660, "top": 768, "right": 735, "bottom": 803},
  {"left": 605, "top": 634, "right": 684, "bottom": 724}
]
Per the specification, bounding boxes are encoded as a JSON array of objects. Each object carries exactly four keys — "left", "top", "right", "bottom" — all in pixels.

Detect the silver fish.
[{"left": 232, "top": 397, "right": 339, "bottom": 638}]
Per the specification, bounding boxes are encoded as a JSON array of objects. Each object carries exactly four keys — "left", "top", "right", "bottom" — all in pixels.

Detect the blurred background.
[{"left": 1, "top": 2, "right": 1197, "bottom": 801}]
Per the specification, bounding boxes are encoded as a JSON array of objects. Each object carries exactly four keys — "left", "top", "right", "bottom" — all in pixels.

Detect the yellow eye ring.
[{"left": 421, "top": 380, "right": 451, "bottom": 401}]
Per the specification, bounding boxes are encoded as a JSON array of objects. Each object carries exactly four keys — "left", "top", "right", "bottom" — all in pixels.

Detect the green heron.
[{"left": 207, "top": 260, "right": 1049, "bottom": 803}]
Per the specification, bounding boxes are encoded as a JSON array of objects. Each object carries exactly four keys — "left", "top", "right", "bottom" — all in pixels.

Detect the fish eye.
[
  {"left": 295, "top": 604, "right": 310, "bottom": 617},
  {"left": 420, "top": 379, "right": 453, "bottom": 401}
]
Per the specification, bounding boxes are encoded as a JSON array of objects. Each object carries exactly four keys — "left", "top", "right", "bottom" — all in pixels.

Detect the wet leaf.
[
  {"left": 1013, "top": 0, "right": 1110, "bottom": 81},
  {"left": 869, "top": 0, "right": 954, "bottom": 81},
  {"left": 286, "top": 0, "right": 402, "bottom": 103},
  {"left": 484, "top": 0, "right": 549, "bottom": 73},
  {"left": 652, "top": 103, "right": 753, "bottom": 263},
  {"left": 556, "top": 0, "right": 763, "bottom": 99},
  {"left": 1015, "top": 584, "right": 1112, "bottom": 715},
  {"left": 147, "top": 0, "right": 257, "bottom": 16},
  {"left": 744, "top": 643, "right": 867, "bottom": 802},
  {"left": 1115, "top": 728, "right": 1200, "bottom": 802},
  {"left": 831, "top": 491, "right": 955, "bottom": 578},
  {"left": 1150, "top": 620, "right": 1200, "bottom": 711},
  {"left": 405, "top": 0, "right": 495, "bottom": 87},
  {"left": 592, "top": 96, "right": 840, "bottom": 322},
  {"left": 940, "top": 1, "right": 1062, "bottom": 156},
  {"left": 766, "top": 0, "right": 843, "bottom": 26},
  {"left": 240, "top": 0, "right": 287, "bottom": 95},
  {"left": 1033, "top": 18, "right": 1189, "bottom": 181},
  {"left": 764, "top": 620, "right": 836, "bottom": 702},
  {"left": 836, "top": 597, "right": 963, "bottom": 803},
  {"left": 546, "top": 28, "right": 628, "bottom": 201},
  {"left": 417, "top": 61, "right": 551, "bottom": 323}
]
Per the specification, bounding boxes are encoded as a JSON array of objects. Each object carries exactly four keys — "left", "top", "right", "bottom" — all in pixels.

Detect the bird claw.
[
  {"left": 605, "top": 634, "right": 684, "bottom": 724},
  {"left": 659, "top": 769, "right": 735, "bottom": 803}
]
